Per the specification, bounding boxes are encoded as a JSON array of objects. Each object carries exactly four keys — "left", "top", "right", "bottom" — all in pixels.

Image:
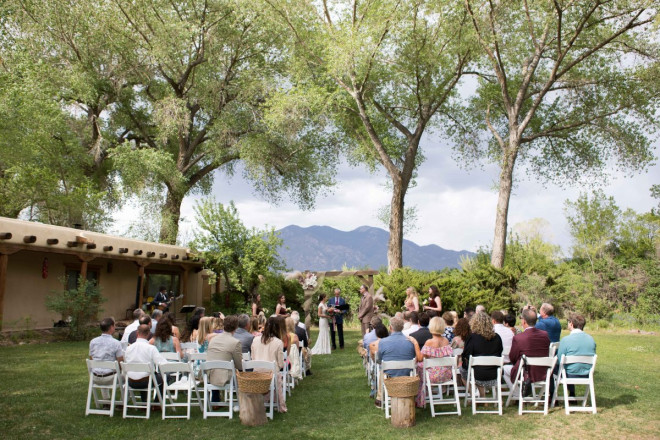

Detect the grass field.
[{"left": 0, "top": 329, "right": 658, "bottom": 440}]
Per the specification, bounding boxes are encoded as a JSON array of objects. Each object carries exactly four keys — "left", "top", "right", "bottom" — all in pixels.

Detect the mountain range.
[{"left": 276, "top": 225, "right": 475, "bottom": 271}]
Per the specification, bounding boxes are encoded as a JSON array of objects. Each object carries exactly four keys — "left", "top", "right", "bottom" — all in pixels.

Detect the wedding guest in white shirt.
[{"left": 124, "top": 324, "right": 167, "bottom": 402}]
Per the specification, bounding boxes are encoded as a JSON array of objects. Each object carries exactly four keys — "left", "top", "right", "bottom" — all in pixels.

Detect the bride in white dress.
[{"left": 311, "top": 293, "right": 331, "bottom": 355}]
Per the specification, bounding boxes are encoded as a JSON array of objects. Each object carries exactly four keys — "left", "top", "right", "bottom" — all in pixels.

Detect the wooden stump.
[
  {"left": 390, "top": 396, "right": 416, "bottom": 428},
  {"left": 238, "top": 392, "right": 267, "bottom": 426}
]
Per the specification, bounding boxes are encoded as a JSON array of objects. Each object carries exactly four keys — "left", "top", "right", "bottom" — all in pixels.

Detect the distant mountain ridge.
[{"left": 276, "top": 225, "right": 475, "bottom": 271}]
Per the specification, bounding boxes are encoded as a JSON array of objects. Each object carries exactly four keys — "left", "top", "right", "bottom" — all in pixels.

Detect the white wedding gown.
[{"left": 311, "top": 303, "right": 331, "bottom": 355}]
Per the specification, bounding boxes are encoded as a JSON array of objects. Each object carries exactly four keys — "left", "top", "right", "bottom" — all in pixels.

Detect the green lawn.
[{"left": 0, "top": 329, "right": 658, "bottom": 440}]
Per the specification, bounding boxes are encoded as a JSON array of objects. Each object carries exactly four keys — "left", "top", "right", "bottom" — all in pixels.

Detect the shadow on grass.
[{"left": 596, "top": 394, "right": 637, "bottom": 408}]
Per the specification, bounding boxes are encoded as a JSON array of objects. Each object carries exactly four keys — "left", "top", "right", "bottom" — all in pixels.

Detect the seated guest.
[
  {"left": 492, "top": 311, "right": 514, "bottom": 363},
  {"left": 151, "top": 309, "right": 163, "bottom": 334},
  {"left": 503, "top": 309, "right": 551, "bottom": 389},
  {"left": 556, "top": 313, "right": 596, "bottom": 396},
  {"left": 89, "top": 317, "right": 124, "bottom": 398},
  {"left": 212, "top": 316, "right": 224, "bottom": 334},
  {"left": 475, "top": 305, "right": 486, "bottom": 314},
  {"left": 234, "top": 314, "right": 254, "bottom": 354},
  {"left": 460, "top": 312, "right": 503, "bottom": 397},
  {"left": 403, "top": 311, "right": 420, "bottom": 337},
  {"left": 415, "top": 317, "right": 453, "bottom": 407},
  {"left": 182, "top": 307, "right": 205, "bottom": 342},
  {"left": 196, "top": 316, "right": 217, "bottom": 353},
  {"left": 250, "top": 316, "right": 262, "bottom": 337},
  {"left": 251, "top": 317, "right": 286, "bottom": 413},
  {"left": 451, "top": 317, "right": 471, "bottom": 351},
  {"left": 442, "top": 311, "right": 455, "bottom": 342},
  {"left": 121, "top": 309, "right": 144, "bottom": 343},
  {"left": 285, "top": 317, "right": 302, "bottom": 378},
  {"left": 292, "top": 311, "right": 311, "bottom": 375},
  {"left": 376, "top": 317, "right": 416, "bottom": 377},
  {"left": 362, "top": 316, "right": 382, "bottom": 349},
  {"left": 128, "top": 315, "right": 153, "bottom": 344},
  {"left": 410, "top": 312, "right": 432, "bottom": 348},
  {"left": 207, "top": 315, "right": 243, "bottom": 397},
  {"left": 162, "top": 312, "right": 181, "bottom": 339},
  {"left": 285, "top": 317, "right": 300, "bottom": 355},
  {"left": 368, "top": 323, "right": 389, "bottom": 399},
  {"left": 402, "top": 311, "right": 412, "bottom": 331},
  {"left": 536, "top": 303, "right": 562, "bottom": 343},
  {"left": 504, "top": 313, "right": 521, "bottom": 335},
  {"left": 463, "top": 307, "right": 476, "bottom": 321},
  {"left": 375, "top": 317, "right": 416, "bottom": 408},
  {"left": 149, "top": 317, "right": 182, "bottom": 359},
  {"left": 125, "top": 324, "right": 166, "bottom": 402}
]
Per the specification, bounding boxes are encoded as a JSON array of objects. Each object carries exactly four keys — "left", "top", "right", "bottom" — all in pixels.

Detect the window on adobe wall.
[{"left": 65, "top": 265, "right": 101, "bottom": 291}]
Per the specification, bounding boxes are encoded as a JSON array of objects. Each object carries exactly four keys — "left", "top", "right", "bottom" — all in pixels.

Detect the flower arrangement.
[{"left": 301, "top": 273, "right": 318, "bottom": 290}]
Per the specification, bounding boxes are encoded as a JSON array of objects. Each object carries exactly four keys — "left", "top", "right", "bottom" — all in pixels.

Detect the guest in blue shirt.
[
  {"left": 536, "top": 303, "right": 561, "bottom": 343},
  {"left": 362, "top": 316, "right": 382, "bottom": 349},
  {"left": 376, "top": 317, "right": 416, "bottom": 377},
  {"left": 557, "top": 313, "right": 596, "bottom": 396}
]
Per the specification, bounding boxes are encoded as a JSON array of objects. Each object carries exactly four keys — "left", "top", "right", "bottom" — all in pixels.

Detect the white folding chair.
[
  {"left": 201, "top": 360, "right": 236, "bottom": 419},
  {"left": 159, "top": 361, "right": 202, "bottom": 419},
  {"left": 121, "top": 362, "right": 162, "bottom": 419},
  {"left": 549, "top": 342, "right": 560, "bottom": 358},
  {"left": 464, "top": 356, "right": 504, "bottom": 415},
  {"left": 506, "top": 355, "right": 557, "bottom": 415},
  {"left": 161, "top": 352, "right": 181, "bottom": 362},
  {"left": 243, "top": 360, "right": 278, "bottom": 419},
  {"left": 381, "top": 359, "right": 417, "bottom": 419},
  {"left": 85, "top": 359, "right": 122, "bottom": 416},
  {"left": 424, "top": 356, "right": 461, "bottom": 416},
  {"left": 552, "top": 355, "right": 597, "bottom": 414},
  {"left": 281, "top": 351, "right": 291, "bottom": 398},
  {"left": 298, "top": 341, "right": 306, "bottom": 378}
]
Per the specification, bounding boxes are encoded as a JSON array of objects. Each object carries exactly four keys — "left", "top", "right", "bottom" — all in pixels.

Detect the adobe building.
[{"left": 0, "top": 217, "right": 210, "bottom": 331}]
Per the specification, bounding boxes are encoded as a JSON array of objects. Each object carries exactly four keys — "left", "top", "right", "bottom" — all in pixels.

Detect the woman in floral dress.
[{"left": 415, "top": 317, "right": 454, "bottom": 407}]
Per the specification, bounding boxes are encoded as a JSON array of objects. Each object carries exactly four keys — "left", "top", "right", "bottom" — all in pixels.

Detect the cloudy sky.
[{"left": 123, "top": 134, "right": 658, "bottom": 257}]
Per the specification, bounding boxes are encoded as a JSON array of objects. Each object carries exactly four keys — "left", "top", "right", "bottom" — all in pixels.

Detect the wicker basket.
[
  {"left": 384, "top": 376, "right": 420, "bottom": 398},
  {"left": 236, "top": 371, "right": 273, "bottom": 394}
]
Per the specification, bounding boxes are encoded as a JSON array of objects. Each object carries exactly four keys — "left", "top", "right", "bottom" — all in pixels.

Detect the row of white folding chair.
[
  {"left": 505, "top": 355, "right": 556, "bottom": 415},
  {"left": 85, "top": 359, "right": 122, "bottom": 417},
  {"left": 551, "top": 354, "right": 597, "bottom": 414},
  {"left": 120, "top": 361, "right": 163, "bottom": 419},
  {"left": 422, "top": 356, "right": 462, "bottom": 416},
  {"left": 380, "top": 359, "right": 417, "bottom": 419},
  {"left": 463, "top": 356, "right": 504, "bottom": 415}
]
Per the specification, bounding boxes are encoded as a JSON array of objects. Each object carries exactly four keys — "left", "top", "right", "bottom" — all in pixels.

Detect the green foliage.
[
  {"left": 565, "top": 190, "right": 622, "bottom": 265},
  {"left": 45, "top": 279, "right": 105, "bottom": 341},
  {"left": 191, "top": 198, "right": 286, "bottom": 304}
]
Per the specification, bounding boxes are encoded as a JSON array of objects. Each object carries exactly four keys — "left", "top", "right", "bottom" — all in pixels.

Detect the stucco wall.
[{"left": 2, "top": 249, "right": 204, "bottom": 330}]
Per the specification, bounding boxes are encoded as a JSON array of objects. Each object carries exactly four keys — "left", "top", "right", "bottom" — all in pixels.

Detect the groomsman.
[
  {"left": 358, "top": 285, "right": 374, "bottom": 336},
  {"left": 328, "top": 288, "right": 346, "bottom": 349}
]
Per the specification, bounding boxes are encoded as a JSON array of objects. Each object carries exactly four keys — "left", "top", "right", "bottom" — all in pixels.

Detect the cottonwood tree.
[
  {"left": 262, "top": 0, "right": 472, "bottom": 273},
  {"left": 109, "top": 0, "right": 337, "bottom": 244},
  {"left": 458, "top": 0, "right": 659, "bottom": 268},
  {"left": 1, "top": 0, "right": 125, "bottom": 228}
]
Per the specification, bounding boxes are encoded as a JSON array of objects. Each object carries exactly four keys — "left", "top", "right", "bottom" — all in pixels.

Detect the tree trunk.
[
  {"left": 159, "top": 189, "right": 184, "bottom": 244},
  {"left": 491, "top": 147, "right": 517, "bottom": 268},
  {"left": 387, "top": 180, "right": 406, "bottom": 274}
]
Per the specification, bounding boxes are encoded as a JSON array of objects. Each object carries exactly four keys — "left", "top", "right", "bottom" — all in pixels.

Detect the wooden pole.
[
  {"left": 137, "top": 265, "right": 145, "bottom": 309},
  {"left": 238, "top": 392, "right": 268, "bottom": 426},
  {"left": 0, "top": 254, "right": 7, "bottom": 331}
]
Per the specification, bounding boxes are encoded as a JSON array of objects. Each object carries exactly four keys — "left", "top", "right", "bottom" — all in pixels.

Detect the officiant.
[{"left": 328, "top": 288, "right": 348, "bottom": 350}]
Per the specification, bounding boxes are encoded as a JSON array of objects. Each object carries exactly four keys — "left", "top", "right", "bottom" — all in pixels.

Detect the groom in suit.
[{"left": 328, "top": 288, "right": 346, "bottom": 349}]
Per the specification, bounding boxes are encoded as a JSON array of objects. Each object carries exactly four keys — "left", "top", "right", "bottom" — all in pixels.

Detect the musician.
[{"left": 153, "top": 286, "right": 169, "bottom": 311}]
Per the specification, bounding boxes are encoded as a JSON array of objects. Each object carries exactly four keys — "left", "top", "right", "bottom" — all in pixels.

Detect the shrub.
[{"left": 46, "top": 278, "right": 105, "bottom": 340}]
